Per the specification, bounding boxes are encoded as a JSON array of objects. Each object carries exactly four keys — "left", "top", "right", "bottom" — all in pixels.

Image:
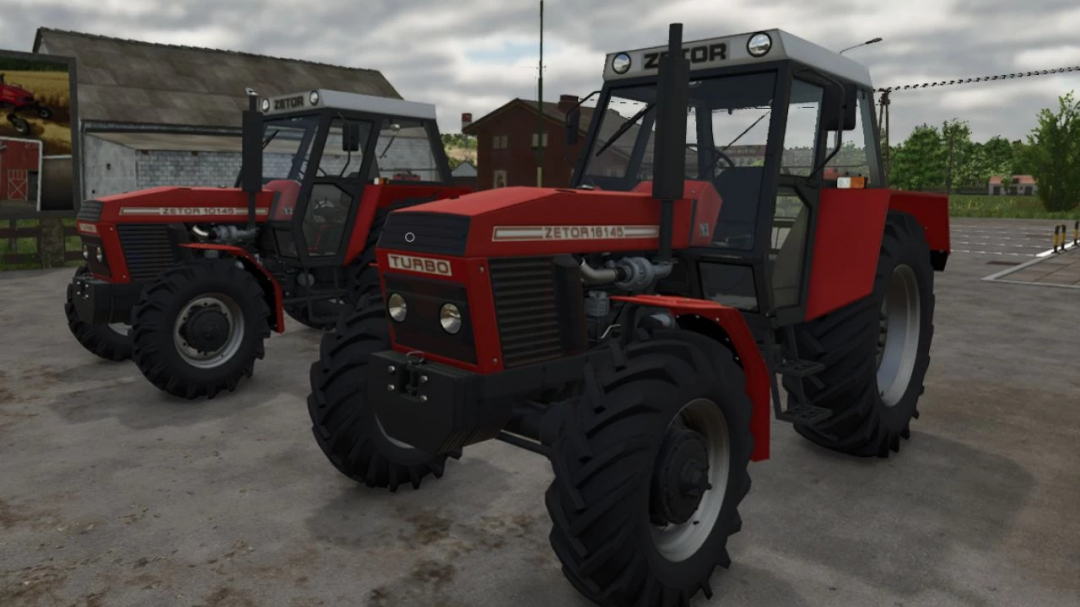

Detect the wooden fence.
[{"left": 0, "top": 218, "right": 83, "bottom": 268}]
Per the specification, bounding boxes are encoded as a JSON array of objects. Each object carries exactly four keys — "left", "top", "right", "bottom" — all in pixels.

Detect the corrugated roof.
[{"left": 33, "top": 28, "right": 401, "bottom": 129}]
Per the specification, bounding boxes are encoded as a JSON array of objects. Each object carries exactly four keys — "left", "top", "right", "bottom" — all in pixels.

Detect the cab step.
[
  {"left": 775, "top": 359, "right": 825, "bottom": 378},
  {"left": 776, "top": 403, "right": 833, "bottom": 426}
]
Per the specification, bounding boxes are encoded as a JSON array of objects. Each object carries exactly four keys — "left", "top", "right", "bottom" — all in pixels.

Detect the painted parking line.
[{"left": 953, "top": 250, "right": 1035, "bottom": 256}]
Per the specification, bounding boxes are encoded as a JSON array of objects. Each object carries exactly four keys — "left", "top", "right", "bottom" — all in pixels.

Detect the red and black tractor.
[
  {"left": 67, "top": 89, "right": 469, "bottom": 399},
  {"left": 308, "top": 24, "right": 951, "bottom": 606},
  {"left": 0, "top": 73, "right": 51, "bottom": 136}
]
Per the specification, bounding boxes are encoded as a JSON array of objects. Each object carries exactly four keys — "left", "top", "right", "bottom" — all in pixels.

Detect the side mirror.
[
  {"left": 342, "top": 121, "right": 362, "bottom": 152},
  {"left": 821, "top": 82, "right": 857, "bottom": 132},
  {"left": 566, "top": 107, "right": 581, "bottom": 146}
]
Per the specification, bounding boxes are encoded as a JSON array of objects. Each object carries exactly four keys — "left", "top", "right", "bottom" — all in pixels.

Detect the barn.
[{"left": 0, "top": 137, "right": 41, "bottom": 214}]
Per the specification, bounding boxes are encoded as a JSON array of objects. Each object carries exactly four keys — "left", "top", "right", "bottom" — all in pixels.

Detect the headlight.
[
  {"left": 309, "top": 90, "right": 320, "bottom": 106},
  {"left": 82, "top": 244, "right": 89, "bottom": 260},
  {"left": 439, "top": 303, "right": 462, "bottom": 334},
  {"left": 612, "top": 52, "right": 632, "bottom": 74},
  {"left": 387, "top": 293, "right": 407, "bottom": 322},
  {"left": 747, "top": 32, "right": 772, "bottom": 57},
  {"left": 260, "top": 98, "right": 270, "bottom": 112},
  {"left": 95, "top": 248, "right": 104, "bottom": 264}
]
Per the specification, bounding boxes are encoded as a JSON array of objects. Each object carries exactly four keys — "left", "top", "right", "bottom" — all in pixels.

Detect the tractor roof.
[
  {"left": 263, "top": 89, "right": 437, "bottom": 121},
  {"left": 603, "top": 29, "right": 873, "bottom": 88}
]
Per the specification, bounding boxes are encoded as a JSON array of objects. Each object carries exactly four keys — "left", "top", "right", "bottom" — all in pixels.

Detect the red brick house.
[
  {"left": 462, "top": 95, "right": 594, "bottom": 190},
  {"left": 989, "top": 175, "right": 1037, "bottom": 196}
]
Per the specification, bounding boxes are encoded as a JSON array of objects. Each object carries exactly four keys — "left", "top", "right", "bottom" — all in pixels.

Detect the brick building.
[
  {"left": 989, "top": 175, "right": 1037, "bottom": 196},
  {"left": 32, "top": 29, "right": 403, "bottom": 201}
]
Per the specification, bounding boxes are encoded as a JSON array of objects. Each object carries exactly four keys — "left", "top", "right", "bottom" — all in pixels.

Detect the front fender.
[
  {"left": 611, "top": 294, "right": 771, "bottom": 462},
  {"left": 179, "top": 243, "right": 284, "bottom": 333}
]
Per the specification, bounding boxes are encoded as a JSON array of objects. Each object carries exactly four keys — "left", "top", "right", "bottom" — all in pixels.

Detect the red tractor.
[
  {"left": 0, "top": 73, "right": 51, "bottom": 136},
  {"left": 67, "top": 89, "right": 468, "bottom": 399},
  {"left": 308, "top": 24, "right": 950, "bottom": 606}
]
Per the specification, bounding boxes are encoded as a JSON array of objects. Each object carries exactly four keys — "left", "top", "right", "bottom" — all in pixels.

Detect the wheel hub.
[
  {"left": 651, "top": 428, "right": 712, "bottom": 526},
  {"left": 181, "top": 305, "right": 231, "bottom": 353}
]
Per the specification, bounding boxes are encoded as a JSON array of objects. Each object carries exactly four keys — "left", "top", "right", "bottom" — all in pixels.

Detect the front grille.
[
  {"left": 118, "top": 224, "right": 176, "bottom": 281},
  {"left": 77, "top": 200, "right": 103, "bottom": 222},
  {"left": 379, "top": 212, "right": 470, "bottom": 256},
  {"left": 489, "top": 257, "right": 563, "bottom": 368}
]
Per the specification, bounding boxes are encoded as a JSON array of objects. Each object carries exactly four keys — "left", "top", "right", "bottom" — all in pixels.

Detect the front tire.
[
  {"left": 545, "top": 328, "right": 753, "bottom": 607},
  {"left": 784, "top": 211, "right": 935, "bottom": 457},
  {"left": 37, "top": 107, "right": 52, "bottom": 120},
  {"left": 9, "top": 115, "right": 29, "bottom": 136},
  {"left": 307, "top": 293, "right": 454, "bottom": 491},
  {"left": 65, "top": 266, "right": 133, "bottom": 362},
  {"left": 130, "top": 260, "right": 271, "bottom": 399}
]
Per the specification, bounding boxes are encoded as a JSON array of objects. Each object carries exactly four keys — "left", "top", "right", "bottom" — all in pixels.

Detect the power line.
[{"left": 877, "top": 65, "right": 1080, "bottom": 93}]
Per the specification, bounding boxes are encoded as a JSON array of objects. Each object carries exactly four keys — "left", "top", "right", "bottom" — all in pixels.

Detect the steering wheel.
[
  {"left": 710, "top": 148, "right": 736, "bottom": 172},
  {"left": 310, "top": 197, "right": 346, "bottom": 224}
]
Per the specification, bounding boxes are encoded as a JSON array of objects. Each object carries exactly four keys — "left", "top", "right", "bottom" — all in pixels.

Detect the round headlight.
[
  {"left": 260, "top": 98, "right": 270, "bottom": 112},
  {"left": 747, "top": 32, "right": 772, "bottom": 57},
  {"left": 612, "top": 52, "right": 632, "bottom": 74},
  {"left": 82, "top": 244, "right": 89, "bottom": 260},
  {"left": 309, "top": 90, "right": 320, "bottom": 106},
  {"left": 387, "top": 293, "right": 407, "bottom": 322},
  {"left": 95, "top": 248, "right": 104, "bottom": 264},
  {"left": 439, "top": 303, "right": 462, "bottom": 334}
]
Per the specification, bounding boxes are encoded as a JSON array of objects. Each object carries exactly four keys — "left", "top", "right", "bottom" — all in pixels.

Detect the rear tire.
[
  {"left": 65, "top": 266, "right": 133, "bottom": 362},
  {"left": 10, "top": 115, "right": 29, "bottom": 136},
  {"left": 130, "top": 260, "right": 271, "bottom": 399},
  {"left": 545, "top": 328, "right": 753, "bottom": 607},
  {"left": 307, "top": 293, "right": 454, "bottom": 491},
  {"left": 37, "top": 107, "right": 51, "bottom": 120},
  {"left": 784, "top": 211, "right": 935, "bottom": 457}
]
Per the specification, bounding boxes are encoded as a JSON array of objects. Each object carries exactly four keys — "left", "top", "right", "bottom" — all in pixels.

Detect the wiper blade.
[
  {"left": 719, "top": 110, "right": 770, "bottom": 154},
  {"left": 261, "top": 129, "right": 279, "bottom": 150},
  {"left": 595, "top": 102, "right": 654, "bottom": 157}
]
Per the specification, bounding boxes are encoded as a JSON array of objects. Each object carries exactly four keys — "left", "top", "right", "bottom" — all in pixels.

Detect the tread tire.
[{"left": 65, "top": 266, "right": 133, "bottom": 362}]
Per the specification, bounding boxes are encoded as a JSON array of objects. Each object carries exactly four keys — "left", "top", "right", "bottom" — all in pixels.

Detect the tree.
[
  {"left": 889, "top": 124, "right": 946, "bottom": 191},
  {"left": 982, "top": 136, "right": 1014, "bottom": 178},
  {"left": 1024, "top": 91, "right": 1080, "bottom": 212},
  {"left": 941, "top": 119, "right": 972, "bottom": 193}
]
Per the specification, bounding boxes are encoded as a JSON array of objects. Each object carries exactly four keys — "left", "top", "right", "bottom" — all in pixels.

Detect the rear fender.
[
  {"left": 611, "top": 294, "right": 771, "bottom": 462},
  {"left": 179, "top": 243, "right": 284, "bottom": 333},
  {"left": 886, "top": 190, "right": 951, "bottom": 270}
]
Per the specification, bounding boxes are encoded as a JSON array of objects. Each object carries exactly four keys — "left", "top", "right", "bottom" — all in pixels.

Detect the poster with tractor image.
[{"left": 0, "top": 49, "right": 77, "bottom": 216}]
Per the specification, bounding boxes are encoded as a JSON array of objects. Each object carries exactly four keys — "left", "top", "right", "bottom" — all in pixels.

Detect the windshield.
[
  {"left": 580, "top": 71, "right": 779, "bottom": 190},
  {"left": 261, "top": 116, "right": 319, "bottom": 182}
]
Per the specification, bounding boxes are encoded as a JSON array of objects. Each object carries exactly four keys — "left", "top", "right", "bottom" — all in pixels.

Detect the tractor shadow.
[{"left": 739, "top": 429, "right": 1036, "bottom": 604}]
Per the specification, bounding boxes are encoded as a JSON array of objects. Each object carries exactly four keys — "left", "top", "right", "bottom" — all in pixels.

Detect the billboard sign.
[{"left": 0, "top": 49, "right": 78, "bottom": 218}]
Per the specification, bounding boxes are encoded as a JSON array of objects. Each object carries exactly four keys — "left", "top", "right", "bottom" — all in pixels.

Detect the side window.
[
  {"left": 302, "top": 183, "right": 353, "bottom": 257},
  {"left": 825, "top": 89, "right": 874, "bottom": 184},
  {"left": 317, "top": 119, "right": 369, "bottom": 179},
  {"left": 374, "top": 121, "right": 440, "bottom": 182},
  {"left": 781, "top": 80, "right": 823, "bottom": 176},
  {"left": 493, "top": 170, "right": 507, "bottom": 188}
]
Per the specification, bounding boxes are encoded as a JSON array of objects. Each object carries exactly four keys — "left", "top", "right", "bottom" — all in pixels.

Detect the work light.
[
  {"left": 309, "top": 90, "right": 320, "bottom": 106},
  {"left": 612, "top": 53, "right": 632, "bottom": 74},
  {"left": 439, "top": 303, "right": 462, "bottom": 334},
  {"left": 747, "top": 32, "right": 772, "bottom": 57},
  {"left": 260, "top": 98, "right": 270, "bottom": 112},
  {"left": 387, "top": 293, "right": 407, "bottom": 322}
]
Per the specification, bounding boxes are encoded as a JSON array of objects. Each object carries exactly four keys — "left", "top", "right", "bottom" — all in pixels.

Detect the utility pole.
[{"left": 536, "top": 0, "right": 544, "bottom": 187}]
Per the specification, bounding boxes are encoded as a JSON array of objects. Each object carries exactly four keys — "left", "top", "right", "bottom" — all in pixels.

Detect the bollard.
[
  {"left": 1074, "top": 220, "right": 1078, "bottom": 246},
  {"left": 1054, "top": 225, "right": 1061, "bottom": 252}
]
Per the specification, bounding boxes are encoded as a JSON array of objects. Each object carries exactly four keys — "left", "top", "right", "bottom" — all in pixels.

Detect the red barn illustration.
[{"left": 0, "top": 138, "right": 40, "bottom": 202}]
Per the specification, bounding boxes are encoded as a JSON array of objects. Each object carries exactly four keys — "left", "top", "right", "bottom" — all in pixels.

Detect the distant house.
[
  {"left": 33, "top": 28, "right": 403, "bottom": 201},
  {"left": 450, "top": 160, "right": 477, "bottom": 190},
  {"left": 989, "top": 175, "right": 1038, "bottom": 196}
]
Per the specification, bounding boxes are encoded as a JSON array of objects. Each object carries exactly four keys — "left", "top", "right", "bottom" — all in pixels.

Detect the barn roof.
[{"left": 32, "top": 28, "right": 401, "bottom": 129}]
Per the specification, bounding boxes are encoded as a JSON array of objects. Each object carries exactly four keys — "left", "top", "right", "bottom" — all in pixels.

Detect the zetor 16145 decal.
[
  {"left": 66, "top": 88, "right": 468, "bottom": 399},
  {"left": 307, "top": 24, "right": 950, "bottom": 607}
]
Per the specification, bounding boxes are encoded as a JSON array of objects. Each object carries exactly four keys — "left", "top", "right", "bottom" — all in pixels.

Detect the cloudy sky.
[{"left": 3, "top": 0, "right": 1080, "bottom": 143}]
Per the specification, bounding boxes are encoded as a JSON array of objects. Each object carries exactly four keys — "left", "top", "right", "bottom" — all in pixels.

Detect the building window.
[
  {"left": 531, "top": 133, "right": 549, "bottom": 148},
  {"left": 493, "top": 170, "right": 507, "bottom": 188},
  {"left": 493, "top": 135, "right": 509, "bottom": 149}
]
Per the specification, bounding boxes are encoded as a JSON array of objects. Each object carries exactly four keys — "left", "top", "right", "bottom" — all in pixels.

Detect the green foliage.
[
  {"left": 1023, "top": 91, "right": 1080, "bottom": 212},
  {"left": 440, "top": 133, "right": 477, "bottom": 150},
  {"left": 949, "top": 195, "right": 1080, "bottom": 219},
  {"left": 889, "top": 124, "right": 945, "bottom": 190}
]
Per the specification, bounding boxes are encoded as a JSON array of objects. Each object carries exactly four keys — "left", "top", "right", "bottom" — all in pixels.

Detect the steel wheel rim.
[
  {"left": 650, "top": 398, "right": 730, "bottom": 562},
  {"left": 173, "top": 294, "right": 245, "bottom": 369},
  {"left": 876, "top": 265, "right": 920, "bottom": 407}
]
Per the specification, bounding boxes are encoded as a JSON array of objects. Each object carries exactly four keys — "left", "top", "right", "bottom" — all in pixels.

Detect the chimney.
[
  {"left": 461, "top": 112, "right": 473, "bottom": 130},
  {"left": 557, "top": 94, "right": 578, "bottom": 114}
]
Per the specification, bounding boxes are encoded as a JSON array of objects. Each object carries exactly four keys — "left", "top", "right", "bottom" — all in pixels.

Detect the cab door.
[{"left": 295, "top": 117, "right": 374, "bottom": 265}]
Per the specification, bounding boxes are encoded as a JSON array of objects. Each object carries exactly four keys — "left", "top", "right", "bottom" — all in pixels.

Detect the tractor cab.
[
  {"left": 243, "top": 89, "right": 454, "bottom": 266},
  {"left": 567, "top": 30, "right": 886, "bottom": 326}
]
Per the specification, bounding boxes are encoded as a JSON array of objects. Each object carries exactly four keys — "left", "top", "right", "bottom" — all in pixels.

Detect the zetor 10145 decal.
[
  {"left": 307, "top": 23, "right": 950, "bottom": 607},
  {"left": 66, "top": 88, "right": 468, "bottom": 400}
]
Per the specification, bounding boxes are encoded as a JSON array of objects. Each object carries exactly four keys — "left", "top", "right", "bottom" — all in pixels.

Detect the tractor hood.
[
  {"left": 77, "top": 186, "right": 275, "bottom": 229},
  {"left": 381, "top": 183, "right": 720, "bottom": 258}
]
